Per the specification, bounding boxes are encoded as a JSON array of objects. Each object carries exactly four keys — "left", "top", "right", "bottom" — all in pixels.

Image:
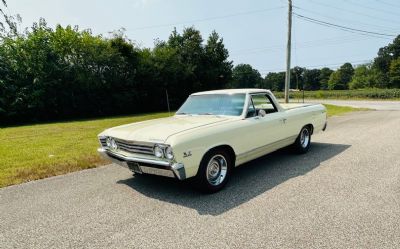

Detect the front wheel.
[
  {"left": 193, "top": 149, "right": 232, "bottom": 193},
  {"left": 292, "top": 126, "right": 311, "bottom": 154}
]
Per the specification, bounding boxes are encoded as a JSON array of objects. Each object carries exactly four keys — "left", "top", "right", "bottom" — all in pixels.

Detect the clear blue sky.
[{"left": 7, "top": 0, "right": 400, "bottom": 75}]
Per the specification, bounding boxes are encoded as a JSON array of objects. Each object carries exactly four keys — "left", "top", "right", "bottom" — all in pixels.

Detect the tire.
[
  {"left": 193, "top": 148, "right": 233, "bottom": 193},
  {"left": 292, "top": 125, "right": 311, "bottom": 154}
]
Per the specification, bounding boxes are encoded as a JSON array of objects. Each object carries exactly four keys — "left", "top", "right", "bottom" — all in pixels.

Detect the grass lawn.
[
  {"left": 0, "top": 104, "right": 368, "bottom": 188},
  {"left": 324, "top": 104, "right": 370, "bottom": 117},
  {"left": 0, "top": 112, "right": 170, "bottom": 188}
]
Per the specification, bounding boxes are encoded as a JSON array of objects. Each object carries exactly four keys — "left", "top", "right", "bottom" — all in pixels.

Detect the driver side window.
[{"left": 247, "top": 94, "right": 277, "bottom": 118}]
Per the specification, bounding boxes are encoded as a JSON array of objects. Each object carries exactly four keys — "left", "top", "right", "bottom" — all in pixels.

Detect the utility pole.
[{"left": 284, "top": 0, "right": 292, "bottom": 103}]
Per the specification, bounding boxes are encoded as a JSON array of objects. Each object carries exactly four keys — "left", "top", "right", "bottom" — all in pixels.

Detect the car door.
[{"left": 237, "top": 93, "right": 287, "bottom": 162}]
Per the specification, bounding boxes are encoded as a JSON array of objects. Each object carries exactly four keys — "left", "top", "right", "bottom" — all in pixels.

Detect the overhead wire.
[
  {"left": 293, "top": 5, "right": 400, "bottom": 34},
  {"left": 307, "top": 0, "right": 398, "bottom": 24},
  {"left": 293, "top": 13, "right": 396, "bottom": 38}
]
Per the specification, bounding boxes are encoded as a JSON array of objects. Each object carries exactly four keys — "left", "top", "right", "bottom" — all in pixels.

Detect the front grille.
[{"left": 115, "top": 139, "right": 154, "bottom": 155}]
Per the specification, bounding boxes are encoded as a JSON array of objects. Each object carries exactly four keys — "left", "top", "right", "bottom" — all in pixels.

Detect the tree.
[
  {"left": 373, "top": 35, "right": 400, "bottom": 74},
  {"left": 290, "top": 66, "right": 305, "bottom": 89},
  {"left": 263, "top": 72, "right": 286, "bottom": 91},
  {"left": 0, "top": 23, "right": 237, "bottom": 124},
  {"left": 389, "top": 57, "right": 400, "bottom": 88},
  {"left": 348, "top": 64, "right": 387, "bottom": 89},
  {"left": 328, "top": 63, "right": 354, "bottom": 90},
  {"left": 202, "top": 31, "right": 232, "bottom": 90},
  {"left": 319, "top": 67, "right": 333, "bottom": 90},
  {"left": 0, "top": 0, "right": 20, "bottom": 36},
  {"left": 303, "top": 69, "right": 321, "bottom": 90},
  {"left": 230, "top": 64, "right": 262, "bottom": 88},
  {"left": 349, "top": 65, "right": 370, "bottom": 89}
]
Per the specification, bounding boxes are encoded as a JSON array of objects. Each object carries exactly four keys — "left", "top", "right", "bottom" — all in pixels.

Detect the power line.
[
  {"left": 293, "top": 13, "right": 397, "bottom": 37},
  {"left": 126, "top": 6, "right": 285, "bottom": 31},
  {"left": 230, "top": 35, "right": 389, "bottom": 56},
  {"left": 307, "top": 0, "right": 398, "bottom": 24},
  {"left": 293, "top": 5, "right": 400, "bottom": 34}
]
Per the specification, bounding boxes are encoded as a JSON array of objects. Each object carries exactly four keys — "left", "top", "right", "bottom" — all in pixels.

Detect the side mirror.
[{"left": 258, "top": 109, "right": 266, "bottom": 117}]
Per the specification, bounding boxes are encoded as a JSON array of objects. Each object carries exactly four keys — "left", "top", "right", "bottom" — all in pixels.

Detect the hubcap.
[
  {"left": 206, "top": 155, "right": 228, "bottom": 186},
  {"left": 300, "top": 128, "right": 310, "bottom": 148}
]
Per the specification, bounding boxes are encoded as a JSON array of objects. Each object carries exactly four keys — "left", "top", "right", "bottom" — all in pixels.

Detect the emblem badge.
[{"left": 183, "top": 151, "right": 192, "bottom": 158}]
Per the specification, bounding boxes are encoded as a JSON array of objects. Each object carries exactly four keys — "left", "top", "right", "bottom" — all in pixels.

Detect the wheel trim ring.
[
  {"left": 300, "top": 128, "right": 310, "bottom": 148},
  {"left": 206, "top": 154, "right": 228, "bottom": 186}
]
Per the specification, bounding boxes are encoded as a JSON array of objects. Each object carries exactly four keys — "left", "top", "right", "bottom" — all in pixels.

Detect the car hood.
[{"left": 101, "top": 115, "right": 233, "bottom": 143}]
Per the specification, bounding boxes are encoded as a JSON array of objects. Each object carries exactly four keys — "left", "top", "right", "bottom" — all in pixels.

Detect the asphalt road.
[
  {"left": 305, "top": 99, "right": 400, "bottom": 111},
  {"left": 1, "top": 110, "right": 400, "bottom": 249}
]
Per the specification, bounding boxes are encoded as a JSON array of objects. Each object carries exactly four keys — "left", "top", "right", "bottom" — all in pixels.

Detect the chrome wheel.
[
  {"left": 206, "top": 155, "right": 228, "bottom": 186},
  {"left": 300, "top": 128, "right": 310, "bottom": 148}
]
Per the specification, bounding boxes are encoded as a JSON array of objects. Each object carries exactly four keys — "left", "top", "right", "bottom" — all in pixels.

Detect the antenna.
[{"left": 165, "top": 89, "right": 171, "bottom": 116}]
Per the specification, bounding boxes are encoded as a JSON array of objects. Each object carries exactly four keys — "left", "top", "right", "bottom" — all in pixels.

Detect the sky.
[{"left": 6, "top": 0, "right": 400, "bottom": 75}]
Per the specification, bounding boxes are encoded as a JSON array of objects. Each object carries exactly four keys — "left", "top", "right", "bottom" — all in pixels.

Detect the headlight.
[
  {"left": 106, "top": 137, "right": 118, "bottom": 150},
  {"left": 106, "top": 137, "right": 112, "bottom": 147},
  {"left": 165, "top": 146, "right": 174, "bottom": 160},
  {"left": 154, "top": 145, "right": 164, "bottom": 158}
]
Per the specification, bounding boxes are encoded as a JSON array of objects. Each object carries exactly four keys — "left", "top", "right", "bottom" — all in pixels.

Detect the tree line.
[
  {"left": 0, "top": 15, "right": 399, "bottom": 124},
  {"left": 0, "top": 19, "right": 232, "bottom": 123},
  {"left": 231, "top": 36, "right": 400, "bottom": 91}
]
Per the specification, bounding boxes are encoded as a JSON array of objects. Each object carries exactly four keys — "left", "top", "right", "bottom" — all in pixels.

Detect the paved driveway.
[{"left": 1, "top": 110, "right": 399, "bottom": 249}]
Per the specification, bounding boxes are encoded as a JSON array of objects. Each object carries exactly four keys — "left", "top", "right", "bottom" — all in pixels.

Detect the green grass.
[
  {"left": 0, "top": 105, "right": 369, "bottom": 188},
  {"left": 0, "top": 112, "right": 170, "bottom": 188},
  {"left": 324, "top": 104, "right": 369, "bottom": 117},
  {"left": 273, "top": 88, "right": 400, "bottom": 100}
]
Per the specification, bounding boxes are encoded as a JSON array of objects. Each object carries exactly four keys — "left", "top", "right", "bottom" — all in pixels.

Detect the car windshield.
[{"left": 176, "top": 94, "right": 246, "bottom": 116}]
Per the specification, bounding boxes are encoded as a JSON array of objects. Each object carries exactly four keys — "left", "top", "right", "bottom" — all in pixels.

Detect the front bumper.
[
  {"left": 97, "top": 148, "right": 186, "bottom": 180},
  {"left": 322, "top": 121, "right": 327, "bottom": 131}
]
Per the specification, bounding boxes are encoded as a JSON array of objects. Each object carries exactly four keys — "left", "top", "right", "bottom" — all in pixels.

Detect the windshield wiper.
[
  {"left": 176, "top": 112, "right": 190, "bottom": 115},
  {"left": 199, "top": 112, "right": 214, "bottom": 115}
]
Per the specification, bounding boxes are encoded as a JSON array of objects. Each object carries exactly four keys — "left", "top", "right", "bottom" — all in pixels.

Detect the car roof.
[{"left": 191, "top": 88, "right": 271, "bottom": 95}]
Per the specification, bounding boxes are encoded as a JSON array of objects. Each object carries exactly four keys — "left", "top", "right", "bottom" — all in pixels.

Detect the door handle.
[{"left": 281, "top": 118, "right": 287, "bottom": 124}]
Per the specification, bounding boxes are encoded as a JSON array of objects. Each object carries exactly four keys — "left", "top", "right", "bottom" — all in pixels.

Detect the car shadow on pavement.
[{"left": 117, "top": 142, "right": 350, "bottom": 216}]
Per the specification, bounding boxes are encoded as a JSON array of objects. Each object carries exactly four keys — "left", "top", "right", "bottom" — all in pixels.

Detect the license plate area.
[{"left": 127, "top": 162, "right": 142, "bottom": 174}]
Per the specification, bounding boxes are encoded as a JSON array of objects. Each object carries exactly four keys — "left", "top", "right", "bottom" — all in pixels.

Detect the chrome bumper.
[
  {"left": 322, "top": 121, "right": 327, "bottom": 131},
  {"left": 97, "top": 148, "right": 186, "bottom": 180}
]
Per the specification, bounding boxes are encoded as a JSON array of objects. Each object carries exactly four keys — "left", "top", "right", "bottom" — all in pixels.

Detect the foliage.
[
  {"left": 0, "top": 0, "right": 20, "bottom": 36},
  {"left": 389, "top": 57, "right": 400, "bottom": 88},
  {"left": 230, "top": 64, "right": 262, "bottom": 88},
  {"left": 273, "top": 88, "right": 400, "bottom": 100},
  {"left": 1, "top": 16, "right": 400, "bottom": 124},
  {"left": 303, "top": 69, "right": 321, "bottom": 90},
  {"left": 349, "top": 65, "right": 383, "bottom": 89},
  {"left": 319, "top": 67, "right": 333, "bottom": 90},
  {"left": 373, "top": 36, "right": 400, "bottom": 73},
  {"left": 0, "top": 23, "right": 232, "bottom": 124},
  {"left": 328, "top": 63, "right": 354, "bottom": 90},
  {"left": 263, "top": 72, "right": 286, "bottom": 91}
]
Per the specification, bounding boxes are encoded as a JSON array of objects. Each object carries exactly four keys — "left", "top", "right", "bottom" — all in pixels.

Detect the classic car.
[{"left": 98, "top": 89, "right": 327, "bottom": 192}]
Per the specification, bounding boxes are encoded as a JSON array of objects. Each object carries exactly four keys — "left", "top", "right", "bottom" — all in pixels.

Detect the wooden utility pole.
[{"left": 284, "top": 0, "right": 292, "bottom": 103}]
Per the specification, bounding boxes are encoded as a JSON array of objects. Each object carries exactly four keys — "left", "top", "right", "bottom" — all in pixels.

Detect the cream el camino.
[{"left": 98, "top": 89, "right": 327, "bottom": 192}]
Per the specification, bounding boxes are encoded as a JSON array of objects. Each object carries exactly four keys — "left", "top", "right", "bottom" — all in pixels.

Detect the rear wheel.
[
  {"left": 293, "top": 126, "right": 311, "bottom": 154},
  {"left": 193, "top": 149, "right": 232, "bottom": 193}
]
